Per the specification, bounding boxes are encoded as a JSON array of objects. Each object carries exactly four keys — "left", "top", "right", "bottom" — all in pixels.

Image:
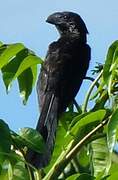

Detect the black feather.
[{"left": 26, "top": 11, "right": 91, "bottom": 168}]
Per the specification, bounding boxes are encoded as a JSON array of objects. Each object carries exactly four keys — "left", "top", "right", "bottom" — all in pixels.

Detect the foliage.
[{"left": 0, "top": 40, "right": 118, "bottom": 180}]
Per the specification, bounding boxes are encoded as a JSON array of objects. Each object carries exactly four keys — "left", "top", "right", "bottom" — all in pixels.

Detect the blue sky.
[{"left": 0, "top": 0, "right": 118, "bottom": 131}]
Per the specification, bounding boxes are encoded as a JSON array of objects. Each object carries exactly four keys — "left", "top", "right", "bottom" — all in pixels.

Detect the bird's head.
[{"left": 46, "top": 11, "right": 88, "bottom": 36}]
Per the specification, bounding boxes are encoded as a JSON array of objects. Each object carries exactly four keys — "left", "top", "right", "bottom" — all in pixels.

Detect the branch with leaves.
[{"left": 0, "top": 40, "right": 118, "bottom": 180}]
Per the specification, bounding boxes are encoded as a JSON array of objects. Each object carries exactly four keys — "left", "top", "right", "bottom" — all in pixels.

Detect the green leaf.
[
  {"left": 96, "top": 174, "right": 109, "bottom": 180},
  {"left": 69, "top": 110, "right": 106, "bottom": 137},
  {"left": 7, "top": 160, "right": 12, "bottom": 180},
  {"left": 19, "top": 128, "right": 46, "bottom": 153},
  {"left": 107, "top": 108, "right": 118, "bottom": 153},
  {"left": 13, "top": 55, "right": 42, "bottom": 80},
  {"left": 103, "top": 40, "right": 118, "bottom": 84},
  {"left": 12, "top": 162, "right": 29, "bottom": 180},
  {"left": 31, "top": 64, "right": 37, "bottom": 87},
  {"left": 0, "top": 43, "right": 25, "bottom": 69},
  {"left": 60, "top": 111, "right": 78, "bottom": 131},
  {"left": 65, "top": 173, "right": 80, "bottom": 180},
  {"left": 107, "top": 171, "right": 118, "bottom": 180},
  {"left": 66, "top": 173, "right": 94, "bottom": 180},
  {"left": 103, "top": 41, "right": 118, "bottom": 95},
  {"left": 1, "top": 48, "right": 40, "bottom": 103},
  {"left": 108, "top": 58, "right": 118, "bottom": 95},
  {"left": 78, "top": 147, "right": 89, "bottom": 167},
  {"left": 89, "top": 81, "right": 104, "bottom": 101},
  {"left": 0, "top": 160, "right": 10, "bottom": 180},
  {"left": 0, "top": 42, "right": 43, "bottom": 103},
  {"left": 109, "top": 46, "right": 118, "bottom": 72},
  {"left": 2, "top": 72, "right": 15, "bottom": 93},
  {"left": 1, "top": 49, "right": 29, "bottom": 92},
  {"left": 109, "top": 162, "right": 118, "bottom": 175},
  {"left": 69, "top": 112, "right": 90, "bottom": 130},
  {"left": 17, "top": 68, "right": 34, "bottom": 105},
  {"left": 90, "top": 137, "right": 110, "bottom": 178},
  {"left": 0, "top": 44, "right": 8, "bottom": 56},
  {"left": 11, "top": 131, "right": 27, "bottom": 149},
  {"left": 0, "top": 120, "right": 12, "bottom": 164}
]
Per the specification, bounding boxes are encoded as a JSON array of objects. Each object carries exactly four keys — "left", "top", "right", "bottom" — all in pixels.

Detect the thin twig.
[
  {"left": 85, "top": 76, "right": 99, "bottom": 88},
  {"left": 73, "top": 99, "right": 81, "bottom": 112},
  {"left": 82, "top": 70, "right": 103, "bottom": 113}
]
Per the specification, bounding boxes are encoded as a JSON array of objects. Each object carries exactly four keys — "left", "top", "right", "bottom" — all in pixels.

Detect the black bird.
[{"left": 26, "top": 11, "right": 91, "bottom": 168}]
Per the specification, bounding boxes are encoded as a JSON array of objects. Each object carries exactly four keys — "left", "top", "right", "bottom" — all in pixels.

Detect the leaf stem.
[{"left": 82, "top": 70, "right": 103, "bottom": 112}]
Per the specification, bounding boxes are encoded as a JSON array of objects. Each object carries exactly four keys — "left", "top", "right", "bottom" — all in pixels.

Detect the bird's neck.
[{"left": 60, "top": 32, "right": 87, "bottom": 43}]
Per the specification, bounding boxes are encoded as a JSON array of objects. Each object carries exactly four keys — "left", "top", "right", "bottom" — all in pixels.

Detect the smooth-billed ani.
[{"left": 26, "top": 11, "right": 91, "bottom": 168}]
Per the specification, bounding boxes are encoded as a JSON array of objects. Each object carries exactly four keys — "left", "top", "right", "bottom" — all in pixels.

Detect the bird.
[{"left": 26, "top": 11, "right": 91, "bottom": 168}]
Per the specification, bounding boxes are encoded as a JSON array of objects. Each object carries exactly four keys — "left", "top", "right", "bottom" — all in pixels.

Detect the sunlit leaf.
[
  {"left": 17, "top": 68, "right": 34, "bottom": 105},
  {"left": 107, "top": 108, "right": 118, "bottom": 153},
  {"left": 65, "top": 173, "right": 80, "bottom": 180},
  {"left": 109, "top": 162, "right": 118, "bottom": 175},
  {"left": 17, "top": 65, "right": 37, "bottom": 104},
  {"left": 0, "top": 43, "right": 25, "bottom": 69},
  {"left": 107, "top": 171, "right": 118, "bottom": 180},
  {"left": 31, "top": 64, "right": 37, "bottom": 87},
  {"left": 69, "top": 110, "right": 106, "bottom": 137},
  {"left": 1, "top": 48, "right": 29, "bottom": 92},
  {"left": 13, "top": 55, "right": 42, "bottom": 80},
  {"left": 69, "top": 112, "right": 90, "bottom": 130},
  {"left": 90, "top": 137, "right": 110, "bottom": 178},
  {"left": 78, "top": 146, "right": 89, "bottom": 167},
  {"left": 0, "top": 44, "right": 43, "bottom": 104},
  {"left": 60, "top": 111, "right": 78, "bottom": 131},
  {"left": 103, "top": 40, "right": 118, "bottom": 84}
]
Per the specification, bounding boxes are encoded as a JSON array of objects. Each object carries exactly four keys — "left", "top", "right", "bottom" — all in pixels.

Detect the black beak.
[{"left": 46, "top": 12, "right": 63, "bottom": 25}]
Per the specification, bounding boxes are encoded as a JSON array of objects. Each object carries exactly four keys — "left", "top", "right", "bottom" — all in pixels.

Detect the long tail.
[{"left": 26, "top": 93, "right": 59, "bottom": 168}]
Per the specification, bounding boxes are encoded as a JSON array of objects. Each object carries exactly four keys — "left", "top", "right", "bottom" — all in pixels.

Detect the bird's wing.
[
  {"left": 26, "top": 42, "right": 66, "bottom": 167},
  {"left": 26, "top": 39, "right": 91, "bottom": 168}
]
